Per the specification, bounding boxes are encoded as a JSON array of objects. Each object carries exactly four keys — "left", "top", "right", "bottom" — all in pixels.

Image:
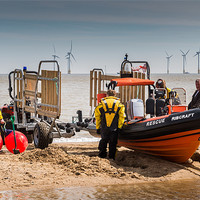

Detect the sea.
[{"left": 0, "top": 73, "right": 200, "bottom": 199}]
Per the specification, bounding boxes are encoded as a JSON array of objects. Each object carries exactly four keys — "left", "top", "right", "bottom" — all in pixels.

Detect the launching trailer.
[{"left": 1, "top": 60, "right": 75, "bottom": 149}]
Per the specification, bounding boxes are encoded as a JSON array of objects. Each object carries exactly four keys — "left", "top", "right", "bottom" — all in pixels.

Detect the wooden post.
[
  {"left": 20, "top": 71, "right": 23, "bottom": 108},
  {"left": 41, "top": 70, "right": 47, "bottom": 111},
  {"left": 59, "top": 71, "right": 61, "bottom": 114},
  {"left": 127, "top": 85, "right": 130, "bottom": 102},
  {"left": 53, "top": 71, "right": 57, "bottom": 112},
  {"left": 94, "top": 71, "right": 97, "bottom": 107},
  {"left": 123, "top": 86, "right": 127, "bottom": 104},
  {"left": 138, "top": 73, "right": 142, "bottom": 99},
  {"left": 98, "top": 71, "right": 101, "bottom": 94},
  {"left": 142, "top": 73, "right": 146, "bottom": 104},
  {"left": 90, "top": 71, "right": 93, "bottom": 107},
  {"left": 17, "top": 71, "right": 19, "bottom": 108},
  {"left": 133, "top": 72, "right": 138, "bottom": 98},
  {"left": 130, "top": 85, "right": 134, "bottom": 99},
  {"left": 119, "top": 86, "right": 122, "bottom": 101}
]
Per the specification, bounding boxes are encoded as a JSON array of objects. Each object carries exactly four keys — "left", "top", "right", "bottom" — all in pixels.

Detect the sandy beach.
[{"left": 0, "top": 142, "right": 200, "bottom": 192}]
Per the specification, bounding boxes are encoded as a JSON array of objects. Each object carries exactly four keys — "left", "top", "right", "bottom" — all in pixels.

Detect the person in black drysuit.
[
  {"left": 188, "top": 79, "right": 200, "bottom": 109},
  {"left": 95, "top": 89, "right": 125, "bottom": 160}
]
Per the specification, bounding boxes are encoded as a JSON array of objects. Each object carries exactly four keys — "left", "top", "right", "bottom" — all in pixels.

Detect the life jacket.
[{"left": 100, "top": 97, "right": 121, "bottom": 131}]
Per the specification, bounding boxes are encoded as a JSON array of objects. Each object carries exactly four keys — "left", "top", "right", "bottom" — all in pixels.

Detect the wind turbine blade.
[
  {"left": 169, "top": 55, "right": 173, "bottom": 58},
  {"left": 165, "top": 51, "right": 169, "bottom": 56},
  {"left": 180, "top": 49, "right": 185, "bottom": 54},
  {"left": 186, "top": 49, "right": 190, "bottom": 55},
  {"left": 194, "top": 53, "right": 198, "bottom": 57},
  {"left": 71, "top": 53, "right": 76, "bottom": 62}
]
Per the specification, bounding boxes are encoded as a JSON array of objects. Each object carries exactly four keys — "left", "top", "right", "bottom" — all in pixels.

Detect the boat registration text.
[{"left": 146, "top": 118, "right": 165, "bottom": 126}]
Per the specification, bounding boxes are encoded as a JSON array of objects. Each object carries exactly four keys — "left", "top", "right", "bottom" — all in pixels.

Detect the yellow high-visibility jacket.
[
  {"left": 0, "top": 111, "right": 3, "bottom": 120},
  {"left": 166, "top": 87, "right": 171, "bottom": 99},
  {"left": 95, "top": 96, "right": 125, "bottom": 131}
]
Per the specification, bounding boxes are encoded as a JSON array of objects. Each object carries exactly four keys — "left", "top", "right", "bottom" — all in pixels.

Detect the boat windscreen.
[{"left": 111, "top": 78, "right": 154, "bottom": 86}]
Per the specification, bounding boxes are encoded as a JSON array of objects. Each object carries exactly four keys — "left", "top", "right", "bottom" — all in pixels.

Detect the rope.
[
  {"left": 53, "top": 77, "right": 59, "bottom": 95},
  {"left": 10, "top": 115, "right": 20, "bottom": 154}
]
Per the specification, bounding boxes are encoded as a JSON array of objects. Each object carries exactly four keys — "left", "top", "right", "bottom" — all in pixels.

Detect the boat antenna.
[{"left": 124, "top": 53, "right": 128, "bottom": 61}]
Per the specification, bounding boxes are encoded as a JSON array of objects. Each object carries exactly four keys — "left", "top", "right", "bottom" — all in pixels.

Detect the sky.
[{"left": 1, "top": 0, "right": 200, "bottom": 74}]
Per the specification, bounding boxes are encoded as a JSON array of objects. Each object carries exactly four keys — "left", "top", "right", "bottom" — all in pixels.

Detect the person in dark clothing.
[
  {"left": 95, "top": 90, "right": 125, "bottom": 160},
  {"left": 188, "top": 79, "right": 200, "bottom": 109}
]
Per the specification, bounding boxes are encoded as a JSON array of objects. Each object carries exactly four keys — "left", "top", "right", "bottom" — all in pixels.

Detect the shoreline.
[{"left": 0, "top": 142, "right": 200, "bottom": 191}]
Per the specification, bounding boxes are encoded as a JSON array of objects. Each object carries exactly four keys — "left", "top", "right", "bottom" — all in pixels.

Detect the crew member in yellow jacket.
[
  {"left": 155, "top": 79, "right": 171, "bottom": 99},
  {"left": 155, "top": 79, "right": 181, "bottom": 105},
  {"left": 0, "top": 110, "right": 5, "bottom": 124},
  {"left": 95, "top": 89, "right": 125, "bottom": 159}
]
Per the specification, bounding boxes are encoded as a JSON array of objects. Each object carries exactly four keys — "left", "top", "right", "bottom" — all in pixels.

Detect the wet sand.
[{"left": 0, "top": 142, "right": 200, "bottom": 191}]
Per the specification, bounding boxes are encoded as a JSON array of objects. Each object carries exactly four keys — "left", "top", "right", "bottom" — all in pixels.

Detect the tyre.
[
  {"left": 33, "top": 122, "right": 49, "bottom": 149},
  {"left": 26, "top": 133, "right": 33, "bottom": 143},
  {"left": 49, "top": 137, "right": 53, "bottom": 144},
  {"left": 0, "top": 130, "right": 5, "bottom": 145}
]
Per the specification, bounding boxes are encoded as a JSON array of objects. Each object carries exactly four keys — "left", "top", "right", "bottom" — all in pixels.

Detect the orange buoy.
[
  {"left": 5, "top": 130, "right": 28, "bottom": 154},
  {"left": 0, "top": 135, "right": 3, "bottom": 150}
]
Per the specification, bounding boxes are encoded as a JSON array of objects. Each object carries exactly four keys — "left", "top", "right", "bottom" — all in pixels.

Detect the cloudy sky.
[{"left": 1, "top": 0, "right": 200, "bottom": 74}]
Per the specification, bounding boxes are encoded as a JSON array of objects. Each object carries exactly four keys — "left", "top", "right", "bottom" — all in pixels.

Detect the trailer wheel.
[
  {"left": 33, "top": 122, "right": 49, "bottom": 149},
  {"left": 26, "top": 133, "right": 33, "bottom": 143},
  {"left": 49, "top": 137, "right": 53, "bottom": 144}
]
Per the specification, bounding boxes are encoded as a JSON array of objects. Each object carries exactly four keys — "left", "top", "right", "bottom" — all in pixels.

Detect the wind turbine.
[
  {"left": 165, "top": 51, "right": 173, "bottom": 74},
  {"left": 52, "top": 44, "right": 59, "bottom": 70},
  {"left": 65, "top": 41, "right": 76, "bottom": 74},
  {"left": 180, "top": 49, "right": 190, "bottom": 74},
  {"left": 194, "top": 48, "right": 200, "bottom": 74}
]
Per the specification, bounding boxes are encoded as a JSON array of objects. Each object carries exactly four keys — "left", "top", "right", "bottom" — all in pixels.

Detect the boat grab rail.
[{"left": 121, "top": 60, "right": 150, "bottom": 79}]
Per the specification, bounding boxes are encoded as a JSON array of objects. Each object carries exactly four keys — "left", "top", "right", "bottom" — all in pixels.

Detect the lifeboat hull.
[{"left": 118, "top": 108, "right": 200, "bottom": 163}]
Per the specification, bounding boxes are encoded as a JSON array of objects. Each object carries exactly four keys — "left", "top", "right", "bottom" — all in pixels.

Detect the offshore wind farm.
[{"left": 50, "top": 46, "right": 200, "bottom": 74}]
